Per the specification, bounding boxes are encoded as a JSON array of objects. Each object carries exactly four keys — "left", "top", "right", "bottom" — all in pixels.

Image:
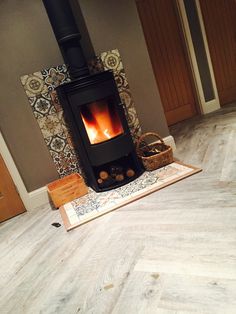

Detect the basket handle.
[{"left": 136, "top": 132, "right": 165, "bottom": 151}]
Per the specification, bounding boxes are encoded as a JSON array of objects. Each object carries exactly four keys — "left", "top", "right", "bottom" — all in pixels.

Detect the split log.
[
  {"left": 97, "top": 178, "right": 103, "bottom": 184},
  {"left": 99, "top": 171, "right": 109, "bottom": 180},
  {"left": 97, "top": 176, "right": 115, "bottom": 188},
  {"left": 126, "top": 168, "right": 135, "bottom": 177},
  {"left": 115, "top": 174, "right": 124, "bottom": 182}
]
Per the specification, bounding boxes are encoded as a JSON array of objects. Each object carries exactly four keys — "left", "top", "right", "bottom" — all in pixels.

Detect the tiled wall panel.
[{"left": 21, "top": 49, "right": 142, "bottom": 177}]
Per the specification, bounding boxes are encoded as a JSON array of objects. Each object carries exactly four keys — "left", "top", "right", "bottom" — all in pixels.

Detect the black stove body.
[{"left": 43, "top": 0, "right": 143, "bottom": 191}]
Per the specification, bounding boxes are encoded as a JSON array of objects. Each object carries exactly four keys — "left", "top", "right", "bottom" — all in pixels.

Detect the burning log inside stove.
[{"left": 81, "top": 100, "right": 124, "bottom": 145}]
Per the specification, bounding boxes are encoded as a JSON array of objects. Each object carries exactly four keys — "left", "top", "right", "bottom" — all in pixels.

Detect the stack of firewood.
[{"left": 97, "top": 165, "right": 135, "bottom": 188}]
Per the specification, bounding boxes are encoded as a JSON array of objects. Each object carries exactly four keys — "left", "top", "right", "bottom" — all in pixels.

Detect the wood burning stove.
[
  {"left": 43, "top": 0, "right": 143, "bottom": 191},
  {"left": 56, "top": 71, "right": 143, "bottom": 191}
]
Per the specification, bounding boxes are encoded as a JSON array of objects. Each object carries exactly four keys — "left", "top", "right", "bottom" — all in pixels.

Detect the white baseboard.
[
  {"left": 27, "top": 186, "right": 50, "bottom": 210},
  {"left": 0, "top": 131, "right": 50, "bottom": 212}
]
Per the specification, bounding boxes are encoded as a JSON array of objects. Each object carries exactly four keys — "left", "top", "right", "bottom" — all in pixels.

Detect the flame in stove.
[{"left": 81, "top": 100, "right": 124, "bottom": 145}]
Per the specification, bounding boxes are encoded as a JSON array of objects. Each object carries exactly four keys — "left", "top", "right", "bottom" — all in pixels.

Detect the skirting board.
[
  {"left": 1, "top": 135, "right": 175, "bottom": 211},
  {"left": 27, "top": 186, "right": 50, "bottom": 210},
  {"left": 0, "top": 131, "right": 50, "bottom": 211}
]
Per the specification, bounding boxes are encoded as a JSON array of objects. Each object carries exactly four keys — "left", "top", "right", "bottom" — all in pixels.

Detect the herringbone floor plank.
[{"left": 0, "top": 104, "right": 236, "bottom": 314}]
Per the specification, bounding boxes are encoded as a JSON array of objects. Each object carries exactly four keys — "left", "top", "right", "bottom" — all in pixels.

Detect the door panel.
[
  {"left": 200, "top": 0, "right": 236, "bottom": 105},
  {"left": 0, "top": 154, "right": 26, "bottom": 223},
  {"left": 136, "top": 0, "right": 197, "bottom": 125}
]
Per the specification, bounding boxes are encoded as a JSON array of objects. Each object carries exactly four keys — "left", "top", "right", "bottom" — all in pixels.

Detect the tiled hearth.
[{"left": 20, "top": 49, "right": 142, "bottom": 177}]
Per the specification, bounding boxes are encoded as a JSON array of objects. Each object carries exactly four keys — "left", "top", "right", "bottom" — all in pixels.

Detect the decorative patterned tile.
[
  {"left": 41, "top": 64, "right": 71, "bottom": 92},
  {"left": 28, "top": 97, "right": 45, "bottom": 119},
  {"left": 20, "top": 49, "right": 142, "bottom": 178},
  {"left": 66, "top": 131, "right": 77, "bottom": 152},
  {"left": 56, "top": 110, "right": 69, "bottom": 133},
  {"left": 50, "top": 90, "right": 62, "bottom": 112},
  {"left": 45, "top": 132, "right": 68, "bottom": 154},
  {"left": 52, "top": 150, "right": 80, "bottom": 177},
  {"left": 130, "top": 124, "right": 142, "bottom": 142},
  {"left": 88, "top": 56, "right": 104, "bottom": 74},
  {"left": 29, "top": 93, "right": 56, "bottom": 119},
  {"left": 119, "top": 89, "right": 132, "bottom": 108},
  {"left": 100, "top": 49, "right": 123, "bottom": 72},
  {"left": 21, "top": 72, "right": 48, "bottom": 97},
  {"left": 38, "top": 113, "right": 62, "bottom": 138},
  {"left": 114, "top": 69, "right": 129, "bottom": 89},
  {"left": 63, "top": 142, "right": 76, "bottom": 155}
]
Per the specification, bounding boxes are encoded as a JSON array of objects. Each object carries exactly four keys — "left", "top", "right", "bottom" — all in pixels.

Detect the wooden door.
[
  {"left": 0, "top": 154, "right": 26, "bottom": 223},
  {"left": 200, "top": 0, "right": 236, "bottom": 105},
  {"left": 136, "top": 0, "right": 197, "bottom": 125}
]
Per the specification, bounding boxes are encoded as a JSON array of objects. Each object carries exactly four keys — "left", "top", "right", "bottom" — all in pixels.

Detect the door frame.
[
  {"left": 176, "top": 0, "right": 220, "bottom": 114},
  {"left": 0, "top": 131, "right": 49, "bottom": 211}
]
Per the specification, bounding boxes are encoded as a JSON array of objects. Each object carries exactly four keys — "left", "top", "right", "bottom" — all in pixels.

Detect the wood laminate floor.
[{"left": 0, "top": 104, "right": 236, "bottom": 314}]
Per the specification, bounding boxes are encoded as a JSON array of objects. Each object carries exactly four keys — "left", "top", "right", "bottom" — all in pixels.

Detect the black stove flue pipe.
[{"left": 42, "top": 0, "right": 89, "bottom": 79}]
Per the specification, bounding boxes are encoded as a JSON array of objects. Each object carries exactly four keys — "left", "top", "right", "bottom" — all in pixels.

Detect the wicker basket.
[
  {"left": 136, "top": 132, "right": 173, "bottom": 171},
  {"left": 47, "top": 173, "right": 88, "bottom": 208}
]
